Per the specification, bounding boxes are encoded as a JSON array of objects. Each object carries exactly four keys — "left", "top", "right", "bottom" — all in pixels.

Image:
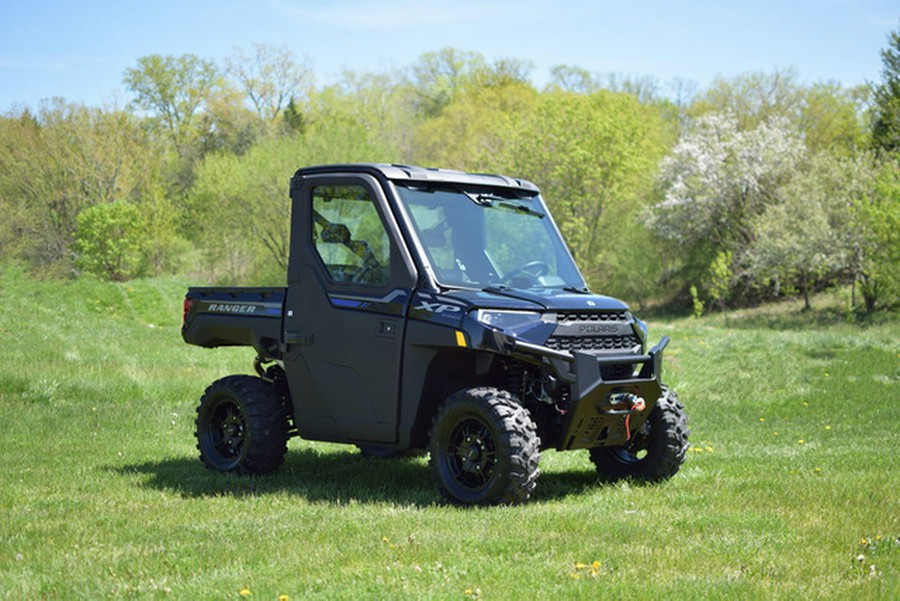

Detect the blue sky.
[{"left": 1, "top": 0, "right": 897, "bottom": 111}]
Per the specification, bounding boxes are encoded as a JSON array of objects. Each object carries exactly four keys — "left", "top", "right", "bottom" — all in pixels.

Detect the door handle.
[{"left": 376, "top": 319, "right": 398, "bottom": 338}]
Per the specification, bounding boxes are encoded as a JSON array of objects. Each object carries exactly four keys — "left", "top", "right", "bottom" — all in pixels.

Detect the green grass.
[{"left": 1, "top": 263, "right": 898, "bottom": 599}]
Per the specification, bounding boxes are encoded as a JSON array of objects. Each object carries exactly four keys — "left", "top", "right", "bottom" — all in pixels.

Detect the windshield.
[{"left": 396, "top": 185, "right": 586, "bottom": 291}]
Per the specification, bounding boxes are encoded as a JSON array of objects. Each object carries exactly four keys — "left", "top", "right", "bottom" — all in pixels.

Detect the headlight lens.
[
  {"left": 632, "top": 315, "right": 648, "bottom": 343},
  {"left": 474, "top": 310, "right": 544, "bottom": 330},
  {"left": 472, "top": 309, "right": 558, "bottom": 343}
]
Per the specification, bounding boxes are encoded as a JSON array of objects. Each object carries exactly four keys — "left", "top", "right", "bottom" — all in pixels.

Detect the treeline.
[{"left": 1, "top": 37, "right": 898, "bottom": 312}]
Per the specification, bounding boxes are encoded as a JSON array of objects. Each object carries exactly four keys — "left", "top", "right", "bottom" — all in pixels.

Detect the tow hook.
[
  {"left": 601, "top": 392, "right": 647, "bottom": 415},
  {"left": 602, "top": 392, "right": 647, "bottom": 440}
]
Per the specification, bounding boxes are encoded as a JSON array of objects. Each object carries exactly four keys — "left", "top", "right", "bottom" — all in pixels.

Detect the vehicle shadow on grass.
[{"left": 113, "top": 447, "right": 604, "bottom": 507}]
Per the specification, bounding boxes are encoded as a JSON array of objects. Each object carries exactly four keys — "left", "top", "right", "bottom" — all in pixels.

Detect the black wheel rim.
[
  {"left": 612, "top": 422, "right": 651, "bottom": 465},
  {"left": 207, "top": 399, "right": 246, "bottom": 462},
  {"left": 445, "top": 417, "right": 497, "bottom": 490}
]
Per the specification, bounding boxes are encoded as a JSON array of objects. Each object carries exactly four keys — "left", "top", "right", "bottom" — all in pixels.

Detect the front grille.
[
  {"left": 556, "top": 311, "right": 628, "bottom": 323},
  {"left": 546, "top": 310, "right": 639, "bottom": 354},
  {"left": 546, "top": 334, "right": 640, "bottom": 352}
]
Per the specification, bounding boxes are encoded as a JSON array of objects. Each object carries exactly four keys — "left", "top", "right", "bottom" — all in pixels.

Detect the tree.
[
  {"left": 647, "top": 113, "right": 806, "bottom": 300},
  {"left": 594, "top": 73, "right": 663, "bottom": 105},
  {"left": 188, "top": 121, "right": 393, "bottom": 283},
  {"left": 311, "top": 68, "right": 419, "bottom": 160},
  {"left": 123, "top": 54, "right": 220, "bottom": 158},
  {"left": 199, "top": 83, "right": 267, "bottom": 156},
  {"left": 548, "top": 65, "right": 596, "bottom": 94},
  {"left": 282, "top": 97, "right": 307, "bottom": 134},
  {"left": 872, "top": 22, "right": 900, "bottom": 154},
  {"left": 0, "top": 101, "right": 157, "bottom": 270},
  {"left": 412, "top": 80, "right": 537, "bottom": 171},
  {"left": 225, "top": 44, "right": 314, "bottom": 124},
  {"left": 410, "top": 48, "right": 486, "bottom": 117},
  {"left": 74, "top": 200, "right": 145, "bottom": 281},
  {"left": 692, "top": 68, "right": 805, "bottom": 130},
  {"left": 689, "top": 69, "right": 867, "bottom": 157},
  {"left": 133, "top": 164, "right": 188, "bottom": 276},
  {"left": 505, "top": 90, "right": 668, "bottom": 287},
  {"left": 416, "top": 85, "right": 667, "bottom": 291},
  {"left": 0, "top": 111, "right": 43, "bottom": 264},
  {"left": 800, "top": 83, "right": 869, "bottom": 154},
  {"left": 746, "top": 154, "right": 871, "bottom": 309},
  {"left": 472, "top": 57, "right": 534, "bottom": 89},
  {"left": 851, "top": 158, "right": 900, "bottom": 310}
]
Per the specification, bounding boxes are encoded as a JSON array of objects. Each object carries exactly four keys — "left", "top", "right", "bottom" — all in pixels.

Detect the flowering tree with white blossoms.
[{"left": 646, "top": 113, "right": 807, "bottom": 302}]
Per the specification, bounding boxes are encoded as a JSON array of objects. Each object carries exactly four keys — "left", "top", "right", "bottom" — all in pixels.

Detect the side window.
[{"left": 312, "top": 184, "right": 391, "bottom": 286}]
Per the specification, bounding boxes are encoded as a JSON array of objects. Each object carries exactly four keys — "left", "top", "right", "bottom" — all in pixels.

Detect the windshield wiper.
[
  {"left": 563, "top": 285, "right": 591, "bottom": 294},
  {"left": 462, "top": 191, "right": 545, "bottom": 218}
]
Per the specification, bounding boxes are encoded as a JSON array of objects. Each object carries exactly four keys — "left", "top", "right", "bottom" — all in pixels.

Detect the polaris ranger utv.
[{"left": 182, "top": 164, "right": 689, "bottom": 505}]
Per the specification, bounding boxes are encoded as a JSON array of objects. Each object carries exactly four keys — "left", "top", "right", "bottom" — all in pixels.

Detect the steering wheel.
[{"left": 502, "top": 260, "right": 551, "bottom": 284}]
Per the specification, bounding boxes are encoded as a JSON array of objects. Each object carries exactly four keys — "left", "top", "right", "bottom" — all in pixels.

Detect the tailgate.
[{"left": 182, "top": 287, "right": 286, "bottom": 357}]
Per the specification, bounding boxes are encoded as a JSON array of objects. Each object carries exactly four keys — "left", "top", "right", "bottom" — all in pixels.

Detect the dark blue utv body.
[{"left": 182, "top": 164, "right": 688, "bottom": 505}]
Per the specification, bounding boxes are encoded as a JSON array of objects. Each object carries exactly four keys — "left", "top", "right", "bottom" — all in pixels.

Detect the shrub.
[{"left": 74, "top": 200, "right": 144, "bottom": 281}]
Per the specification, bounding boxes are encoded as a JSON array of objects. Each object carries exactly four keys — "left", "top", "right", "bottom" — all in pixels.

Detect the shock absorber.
[{"left": 505, "top": 360, "right": 526, "bottom": 400}]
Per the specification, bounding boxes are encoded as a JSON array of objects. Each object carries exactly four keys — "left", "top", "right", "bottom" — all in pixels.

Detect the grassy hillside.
[{"left": 0, "top": 265, "right": 897, "bottom": 599}]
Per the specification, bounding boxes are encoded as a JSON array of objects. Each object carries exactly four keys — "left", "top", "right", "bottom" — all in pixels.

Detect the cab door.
[{"left": 282, "top": 173, "right": 417, "bottom": 444}]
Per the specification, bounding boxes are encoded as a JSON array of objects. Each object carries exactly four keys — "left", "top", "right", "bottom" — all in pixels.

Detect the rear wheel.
[
  {"left": 195, "top": 375, "right": 289, "bottom": 475},
  {"left": 589, "top": 387, "right": 688, "bottom": 482},
  {"left": 429, "top": 387, "right": 540, "bottom": 505}
]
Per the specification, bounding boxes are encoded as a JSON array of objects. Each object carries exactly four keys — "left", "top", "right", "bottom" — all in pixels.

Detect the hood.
[
  {"left": 440, "top": 287, "right": 629, "bottom": 312},
  {"left": 409, "top": 287, "right": 632, "bottom": 335}
]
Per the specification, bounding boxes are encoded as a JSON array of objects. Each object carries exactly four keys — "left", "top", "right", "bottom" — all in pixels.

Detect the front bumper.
[{"left": 504, "top": 335, "right": 669, "bottom": 450}]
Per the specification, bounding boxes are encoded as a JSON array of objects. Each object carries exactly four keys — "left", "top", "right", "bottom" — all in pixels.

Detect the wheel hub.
[
  {"left": 214, "top": 405, "right": 245, "bottom": 457},
  {"left": 448, "top": 420, "right": 496, "bottom": 488},
  {"left": 458, "top": 435, "right": 487, "bottom": 471}
]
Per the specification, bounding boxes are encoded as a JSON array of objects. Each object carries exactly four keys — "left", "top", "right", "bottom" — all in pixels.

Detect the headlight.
[
  {"left": 632, "top": 315, "right": 648, "bottom": 343},
  {"left": 474, "top": 310, "right": 543, "bottom": 330},
  {"left": 472, "top": 310, "right": 557, "bottom": 341}
]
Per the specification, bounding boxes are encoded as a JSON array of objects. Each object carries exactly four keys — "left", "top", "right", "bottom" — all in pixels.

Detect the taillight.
[{"left": 183, "top": 298, "right": 194, "bottom": 324}]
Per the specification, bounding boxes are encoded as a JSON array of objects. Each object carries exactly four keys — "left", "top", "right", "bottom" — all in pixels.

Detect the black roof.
[{"left": 292, "top": 163, "right": 540, "bottom": 193}]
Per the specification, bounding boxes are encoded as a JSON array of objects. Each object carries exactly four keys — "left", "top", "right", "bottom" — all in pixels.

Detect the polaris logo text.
[
  {"left": 208, "top": 304, "right": 258, "bottom": 314},
  {"left": 578, "top": 324, "right": 619, "bottom": 334}
]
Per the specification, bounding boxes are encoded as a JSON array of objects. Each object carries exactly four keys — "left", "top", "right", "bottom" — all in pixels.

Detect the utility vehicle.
[{"left": 182, "top": 164, "right": 689, "bottom": 505}]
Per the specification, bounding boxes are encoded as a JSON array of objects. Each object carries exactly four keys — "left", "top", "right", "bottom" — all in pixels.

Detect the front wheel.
[
  {"left": 589, "top": 387, "right": 689, "bottom": 482},
  {"left": 429, "top": 387, "right": 541, "bottom": 506},
  {"left": 195, "top": 375, "right": 289, "bottom": 475}
]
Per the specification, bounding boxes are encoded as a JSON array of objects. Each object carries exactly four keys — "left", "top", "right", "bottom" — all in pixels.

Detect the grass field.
[{"left": 0, "top": 264, "right": 897, "bottom": 599}]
